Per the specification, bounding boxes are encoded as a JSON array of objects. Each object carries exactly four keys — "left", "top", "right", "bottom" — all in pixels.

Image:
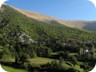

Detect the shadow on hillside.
[
  {"left": 83, "top": 22, "right": 96, "bottom": 31},
  {"left": 0, "top": 61, "right": 24, "bottom": 69}
]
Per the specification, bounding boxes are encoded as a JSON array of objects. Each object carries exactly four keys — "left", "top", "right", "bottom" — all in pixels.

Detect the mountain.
[
  {"left": 63, "top": 21, "right": 96, "bottom": 31},
  {"left": 10, "top": 6, "right": 96, "bottom": 31},
  {"left": 0, "top": 4, "right": 96, "bottom": 72},
  {"left": 0, "top": 4, "right": 96, "bottom": 41}
]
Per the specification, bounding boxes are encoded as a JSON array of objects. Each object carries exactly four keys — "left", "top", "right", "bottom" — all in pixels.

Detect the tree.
[
  {"left": 70, "top": 56, "right": 78, "bottom": 65},
  {"left": 59, "top": 57, "right": 64, "bottom": 68},
  {"left": 92, "top": 44, "right": 95, "bottom": 60},
  {"left": 1, "top": 47, "right": 12, "bottom": 61},
  {"left": 19, "top": 53, "right": 30, "bottom": 64}
]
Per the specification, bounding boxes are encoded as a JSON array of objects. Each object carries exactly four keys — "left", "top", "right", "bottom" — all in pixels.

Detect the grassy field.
[
  {"left": 28, "top": 57, "right": 75, "bottom": 70},
  {"left": 1, "top": 57, "right": 85, "bottom": 72},
  {"left": 2, "top": 65, "right": 27, "bottom": 72},
  {"left": 28, "top": 57, "right": 55, "bottom": 65}
]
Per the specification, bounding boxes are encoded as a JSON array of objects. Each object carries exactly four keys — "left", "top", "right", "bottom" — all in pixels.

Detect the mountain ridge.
[{"left": 7, "top": 5, "right": 96, "bottom": 31}]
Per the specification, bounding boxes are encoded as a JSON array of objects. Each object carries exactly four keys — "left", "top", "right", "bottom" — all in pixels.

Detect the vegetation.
[
  {"left": 2, "top": 65, "right": 27, "bottom": 72},
  {"left": 0, "top": 5, "right": 96, "bottom": 72}
]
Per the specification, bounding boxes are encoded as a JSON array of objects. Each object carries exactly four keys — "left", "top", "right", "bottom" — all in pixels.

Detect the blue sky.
[{"left": 5, "top": 0, "right": 96, "bottom": 20}]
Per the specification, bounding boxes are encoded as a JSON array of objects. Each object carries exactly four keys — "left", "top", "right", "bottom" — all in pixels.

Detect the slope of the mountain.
[
  {"left": 10, "top": 6, "right": 96, "bottom": 31},
  {"left": 0, "top": 5, "right": 96, "bottom": 72},
  {"left": 0, "top": 4, "right": 96, "bottom": 41},
  {"left": 64, "top": 21, "right": 96, "bottom": 31},
  {"left": 10, "top": 6, "right": 67, "bottom": 25}
]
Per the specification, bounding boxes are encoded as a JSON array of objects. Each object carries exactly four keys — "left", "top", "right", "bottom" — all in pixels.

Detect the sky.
[{"left": 5, "top": 0, "right": 96, "bottom": 20}]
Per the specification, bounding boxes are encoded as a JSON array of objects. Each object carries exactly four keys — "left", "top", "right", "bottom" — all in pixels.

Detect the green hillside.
[{"left": 0, "top": 5, "right": 96, "bottom": 72}]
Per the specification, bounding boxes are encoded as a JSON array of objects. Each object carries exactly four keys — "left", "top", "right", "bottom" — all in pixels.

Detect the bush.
[
  {"left": 66, "top": 67, "right": 79, "bottom": 72},
  {"left": 69, "top": 56, "right": 78, "bottom": 65}
]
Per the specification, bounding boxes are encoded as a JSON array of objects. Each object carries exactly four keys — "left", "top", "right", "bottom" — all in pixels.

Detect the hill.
[
  {"left": 11, "top": 6, "right": 96, "bottom": 31},
  {"left": 0, "top": 4, "right": 96, "bottom": 72}
]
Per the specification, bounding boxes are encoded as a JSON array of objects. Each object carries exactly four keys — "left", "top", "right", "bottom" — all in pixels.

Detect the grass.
[
  {"left": 75, "top": 65, "right": 85, "bottom": 72},
  {"left": 0, "top": 58, "right": 15, "bottom": 63},
  {"left": 50, "top": 52, "right": 58, "bottom": 55},
  {"left": 28, "top": 57, "right": 55, "bottom": 65},
  {"left": 69, "top": 53, "right": 78, "bottom": 56},
  {"left": 1, "top": 57, "right": 85, "bottom": 72},
  {"left": 29, "top": 57, "right": 74, "bottom": 70},
  {"left": 2, "top": 65, "right": 27, "bottom": 72}
]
